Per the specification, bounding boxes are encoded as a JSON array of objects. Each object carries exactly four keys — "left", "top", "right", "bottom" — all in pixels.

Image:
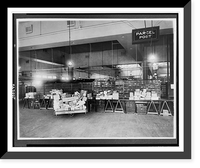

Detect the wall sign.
[{"left": 132, "top": 26, "right": 159, "bottom": 44}]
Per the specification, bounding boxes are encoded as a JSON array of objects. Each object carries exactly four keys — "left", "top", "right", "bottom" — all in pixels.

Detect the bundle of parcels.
[
  {"left": 51, "top": 89, "right": 87, "bottom": 112},
  {"left": 96, "top": 90, "right": 113, "bottom": 100},
  {"left": 25, "top": 92, "right": 37, "bottom": 99},
  {"left": 131, "top": 89, "right": 160, "bottom": 100}
]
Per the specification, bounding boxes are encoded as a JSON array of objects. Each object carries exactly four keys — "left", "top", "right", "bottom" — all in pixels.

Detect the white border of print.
[
  {"left": 7, "top": 8, "right": 184, "bottom": 152},
  {"left": 16, "top": 18, "right": 177, "bottom": 140}
]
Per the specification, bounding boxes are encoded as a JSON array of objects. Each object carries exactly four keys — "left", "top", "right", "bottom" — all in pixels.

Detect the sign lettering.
[{"left": 132, "top": 26, "right": 159, "bottom": 44}]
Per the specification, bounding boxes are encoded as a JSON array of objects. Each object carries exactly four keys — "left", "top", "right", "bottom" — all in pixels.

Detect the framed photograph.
[{"left": 3, "top": 3, "right": 191, "bottom": 159}]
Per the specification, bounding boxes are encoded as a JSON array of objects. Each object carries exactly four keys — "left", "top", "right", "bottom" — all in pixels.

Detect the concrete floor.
[{"left": 19, "top": 105, "right": 174, "bottom": 138}]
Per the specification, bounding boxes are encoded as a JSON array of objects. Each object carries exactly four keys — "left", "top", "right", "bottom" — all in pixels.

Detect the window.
[{"left": 25, "top": 24, "right": 33, "bottom": 34}]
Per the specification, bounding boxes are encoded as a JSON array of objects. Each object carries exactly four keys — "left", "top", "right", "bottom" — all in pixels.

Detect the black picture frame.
[{"left": 3, "top": 2, "right": 191, "bottom": 159}]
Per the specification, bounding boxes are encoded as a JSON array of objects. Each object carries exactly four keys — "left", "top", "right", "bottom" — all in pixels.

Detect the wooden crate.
[
  {"left": 125, "top": 101, "right": 136, "bottom": 113},
  {"left": 136, "top": 104, "right": 147, "bottom": 114}
]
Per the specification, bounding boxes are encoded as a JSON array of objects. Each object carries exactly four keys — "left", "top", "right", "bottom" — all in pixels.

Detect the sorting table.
[
  {"left": 159, "top": 99, "right": 174, "bottom": 116},
  {"left": 87, "top": 98, "right": 174, "bottom": 116},
  {"left": 23, "top": 98, "right": 35, "bottom": 109},
  {"left": 23, "top": 97, "right": 53, "bottom": 110},
  {"left": 40, "top": 97, "right": 53, "bottom": 109},
  {"left": 104, "top": 99, "right": 125, "bottom": 113},
  {"left": 102, "top": 99, "right": 174, "bottom": 115}
]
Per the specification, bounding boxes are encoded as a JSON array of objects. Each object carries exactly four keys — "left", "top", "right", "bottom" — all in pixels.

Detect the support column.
[
  {"left": 142, "top": 44, "right": 148, "bottom": 80},
  {"left": 170, "top": 34, "right": 174, "bottom": 84},
  {"left": 68, "top": 67, "right": 74, "bottom": 80},
  {"left": 169, "top": 34, "right": 174, "bottom": 98}
]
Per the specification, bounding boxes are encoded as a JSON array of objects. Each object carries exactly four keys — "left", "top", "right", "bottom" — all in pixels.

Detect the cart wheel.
[{"left": 69, "top": 114, "right": 74, "bottom": 117}]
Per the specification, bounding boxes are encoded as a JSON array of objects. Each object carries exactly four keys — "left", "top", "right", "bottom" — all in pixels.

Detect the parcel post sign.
[{"left": 132, "top": 26, "right": 159, "bottom": 44}]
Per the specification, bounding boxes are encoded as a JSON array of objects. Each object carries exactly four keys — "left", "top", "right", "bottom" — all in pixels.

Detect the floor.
[{"left": 19, "top": 104, "right": 174, "bottom": 138}]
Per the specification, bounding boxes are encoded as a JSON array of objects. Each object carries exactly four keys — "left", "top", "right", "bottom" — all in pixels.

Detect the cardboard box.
[
  {"left": 161, "top": 109, "right": 172, "bottom": 116},
  {"left": 151, "top": 97, "right": 159, "bottom": 100},
  {"left": 26, "top": 92, "right": 36, "bottom": 98},
  {"left": 113, "top": 92, "right": 119, "bottom": 100},
  {"left": 126, "top": 101, "right": 136, "bottom": 113},
  {"left": 130, "top": 92, "right": 134, "bottom": 97}
]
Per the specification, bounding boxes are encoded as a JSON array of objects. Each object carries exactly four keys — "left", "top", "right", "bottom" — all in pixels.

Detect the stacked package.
[
  {"left": 134, "top": 89, "right": 141, "bottom": 100},
  {"left": 145, "top": 92, "right": 152, "bottom": 100},
  {"left": 25, "top": 92, "right": 37, "bottom": 98},
  {"left": 112, "top": 91, "right": 119, "bottom": 100},
  {"left": 129, "top": 92, "right": 134, "bottom": 100},
  {"left": 145, "top": 80, "right": 161, "bottom": 99},
  {"left": 50, "top": 89, "right": 87, "bottom": 112},
  {"left": 131, "top": 87, "right": 160, "bottom": 100},
  {"left": 151, "top": 91, "right": 159, "bottom": 100},
  {"left": 96, "top": 90, "right": 114, "bottom": 100}
]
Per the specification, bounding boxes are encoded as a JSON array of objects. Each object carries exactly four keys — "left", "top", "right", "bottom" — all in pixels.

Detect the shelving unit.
[
  {"left": 43, "top": 82, "right": 93, "bottom": 95},
  {"left": 93, "top": 79, "right": 161, "bottom": 99}
]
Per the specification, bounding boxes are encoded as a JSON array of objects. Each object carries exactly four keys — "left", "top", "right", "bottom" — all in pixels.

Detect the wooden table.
[
  {"left": 134, "top": 99, "right": 174, "bottom": 115},
  {"left": 40, "top": 97, "right": 53, "bottom": 109},
  {"left": 104, "top": 99, "right": 114, "bottom": 112},
  {"left": 104, "top": 99, "right": 125, "bottom": 113},
  {"left": 159, "top": 99, "right": 174, "bottom": 116},
  {"left": 94, "top": 98, "right": 174, "bottom": 116},
  {"left": 23, "top": 98, "right": 35, "bottom": 109}
]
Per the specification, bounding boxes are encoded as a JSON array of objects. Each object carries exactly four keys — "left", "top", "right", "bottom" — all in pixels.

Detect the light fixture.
[
  {"left": 61, "top": 76, "right": 69, "bottom": 80},
  {"left": 68, "top": 61, "right": 73, "bottom": 67},
  {"left": 148, "top": 54, "right": 157, "bottom": 62}
]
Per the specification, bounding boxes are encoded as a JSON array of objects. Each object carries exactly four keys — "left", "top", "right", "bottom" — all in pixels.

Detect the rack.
[{"left": 93, "top": 79, "right": 161, "bottom": 99}]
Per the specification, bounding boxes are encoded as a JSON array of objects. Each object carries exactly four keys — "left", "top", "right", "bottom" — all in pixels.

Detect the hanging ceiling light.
[
  {"left": 68, "top": 20, "right": 73, "bottom": 67},
  {"left": 68, "top": 61, "right": 73, "bottom": 67},
  {"left": 148, "top": 53, "right": 157, "bottom": 62}
]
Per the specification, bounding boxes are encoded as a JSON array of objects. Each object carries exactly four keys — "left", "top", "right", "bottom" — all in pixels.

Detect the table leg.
[
  {"left": 95, "top": 100, "right": 97, "bottom": 112},
  {"left": 147, "top": 101, "right": 158, "bottom": 115},
  {"left": 114, "top": 100, "right": 124, "bottom": 113},
  {"left": 165, "top": 101, "right": 172, "bottom": 114},
  {"left": 160, "top": 101, "right": 172, "bottom": 116},
  {"left": 158, "top": 101, "right": 161, "bottom": 115},
  {"left": 123, "top": 101, "right": 127, "bottom": 113},
  {"left": 105, "top": 100, "right": 114, "bottom": 112},
  {"left": 23, "top": 99, "right": 26, "bottom": 108}
]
